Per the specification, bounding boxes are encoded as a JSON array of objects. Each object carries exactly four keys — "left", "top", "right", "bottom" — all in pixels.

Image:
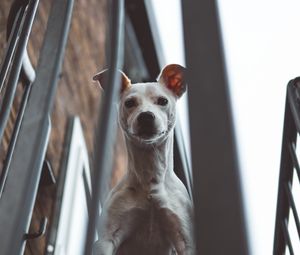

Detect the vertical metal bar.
[
  {"left": 0, "top": 0, "right": 39, "bottom": 142},
  {"left": 181, "top": 0, "right": 249, "bottom": 254},
  {"left": 288, "top": 142, "right": 300, "bottom": 183},
  {"left": 174, "top": 123, "right": 193, "bottom": 197},
  {"left": 288, "top": 78, "right": 300, "bottom": 133},
  {"left": 84, "top": 1, "right": 124, "bottom": 254},
  {"left": 0, "top": 82, "right": 32, "bottom": 197},
  {"left": 284, "top": 182, "right": 300, "bottom": 240},
  {"left": 0, "top": 4, "right": 26, "bottom": 93},
  {"left": 0, "top": 0, "right": 73, "bottom": 253},
  {"left": 282, "top": 219, "right": 294, "bottom": 255}
]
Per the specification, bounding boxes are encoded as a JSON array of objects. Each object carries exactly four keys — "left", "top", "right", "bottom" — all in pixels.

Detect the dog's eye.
[
  {"left": 124, "top": 98, "right": 136, "bottom": 108},
  {"left": 157, "top": 97, "right": 168, "bottom": 106}
]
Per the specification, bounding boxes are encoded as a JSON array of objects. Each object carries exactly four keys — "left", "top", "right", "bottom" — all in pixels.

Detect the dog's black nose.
[
  {"left": 137, "top": 111, "right": 155, "bottom": 124},
  {"left": 137, "top": 112, "right": 156, "bottom": 137}
]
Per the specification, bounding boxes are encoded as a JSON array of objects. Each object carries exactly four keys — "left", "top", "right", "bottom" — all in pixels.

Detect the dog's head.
[{"left": 93, "top": 64, "right": 186, "bottom": 145}]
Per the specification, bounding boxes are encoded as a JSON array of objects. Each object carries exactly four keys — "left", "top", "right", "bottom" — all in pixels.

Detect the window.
[{"left": 47, "top": 117, "right": 94, "bottom": 255}]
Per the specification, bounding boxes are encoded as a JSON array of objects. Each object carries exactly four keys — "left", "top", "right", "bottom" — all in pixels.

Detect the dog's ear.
[
  {"left": 157, "top": 64, "right": 187, "bottom": 98},
  {"left": 93, "top": 69, "right": 131, "bottom": 93}
]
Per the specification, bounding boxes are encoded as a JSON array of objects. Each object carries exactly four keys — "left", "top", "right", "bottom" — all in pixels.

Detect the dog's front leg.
[
  {"left": 161, "top": 207, "right": 194, "bottom": 255},
  {"left": 93, "top": 225, "right": 126, "bottom": 255},
  {"left": 173, "top": 219, "right": 195, "bottom": 255},
  {"left": 93, "top": 239, "right": 114, "bottom": 255}
]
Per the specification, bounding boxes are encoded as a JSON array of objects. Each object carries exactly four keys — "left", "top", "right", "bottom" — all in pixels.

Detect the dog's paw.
[{"left": 93, "top": 240, "right": 114, "bottom": 255}]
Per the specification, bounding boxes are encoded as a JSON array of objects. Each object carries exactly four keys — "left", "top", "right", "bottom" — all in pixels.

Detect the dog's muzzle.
[{"left": 137, "top": 111, "right": 156, "bottom": 138}]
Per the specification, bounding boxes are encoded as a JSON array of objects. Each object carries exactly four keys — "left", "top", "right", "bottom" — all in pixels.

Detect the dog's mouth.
[
  {"left": 129, "top": 130, "right": 167, "bottom": 144},
  {"left": 137, "top": 126, "right": 157, "bottom": 138}
]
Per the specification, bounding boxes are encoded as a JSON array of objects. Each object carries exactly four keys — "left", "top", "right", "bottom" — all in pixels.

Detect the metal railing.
[
  {"left": 84, "top": 0, "right": 125, "bottom": 254},
  {"left": 0, "top": 0, "right": 38, "bottom": 197},
  {"left": 274, "top": 78, "right": 300, "bottom": 255},
  {"left": 0, "top": 0, "right": 73, "bottom": 254}
]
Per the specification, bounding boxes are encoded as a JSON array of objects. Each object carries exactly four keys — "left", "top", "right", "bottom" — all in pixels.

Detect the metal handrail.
[
  {"left": 0, "top": 80, "right": 31, "bottom": 197},
  {"left": 84, "top": 0, "right": 125, "bottom": 254},
  {"left": 288, "top": 142, "right": 300, "bottom": 183},
  {"left": 284, "top": 182, "right": 300, "bottom": 239}
]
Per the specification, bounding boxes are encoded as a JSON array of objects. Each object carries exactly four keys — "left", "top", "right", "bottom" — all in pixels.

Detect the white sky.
[{"left": 151, "top": 0, "right": 300, "bottom": 254}]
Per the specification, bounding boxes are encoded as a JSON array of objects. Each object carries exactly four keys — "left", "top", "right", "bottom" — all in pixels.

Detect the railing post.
[
  {"left": 182, "top": 0, "right": 249, "bottom": 254},
  {"left": 84, "top": 1, "right": 125, "bottom": 254}
]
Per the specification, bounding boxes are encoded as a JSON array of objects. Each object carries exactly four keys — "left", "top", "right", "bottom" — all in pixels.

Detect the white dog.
[{"left": 93, "top": 64, "right": 194, "bottom": 255}]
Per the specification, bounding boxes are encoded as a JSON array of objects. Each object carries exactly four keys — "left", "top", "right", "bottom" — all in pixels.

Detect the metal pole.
[
  {"left": 181, "top": 0, "right": 249, "bottom": 254},
  {"left": 0, "top": 81, "right": 31, "bottom": 197},
  {"left": 84, "top": 0, "right": 124, "bottom": 254}
]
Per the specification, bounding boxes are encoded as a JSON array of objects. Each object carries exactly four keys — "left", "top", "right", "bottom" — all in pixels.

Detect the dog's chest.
[{"left": 116, "top": 198, "right": 178, "bottom": 255}]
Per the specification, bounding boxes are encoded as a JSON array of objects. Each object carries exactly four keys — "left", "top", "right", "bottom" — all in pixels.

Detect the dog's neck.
[{"left": 125, "top": 130, "right": 174, "bottom": 188}]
